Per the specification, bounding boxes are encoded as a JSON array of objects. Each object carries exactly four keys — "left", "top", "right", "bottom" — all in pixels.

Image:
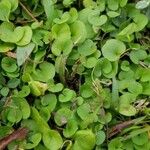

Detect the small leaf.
[
  {"left": 80, "top": 83, "right": 94, "bottom": 98},
  {"left": 77, "top": 103, "right": 91, "bottom": 120},
  {"left": 54, "top": 107, "right": 73, "bottom": 126},
  {"left": 42, "top": 130, "right": 63, "bottom": 150},
  {"left": 96, "top": 130, "right": 106, "bottom": 145},
  {"left": 1, "top": 57, "right": 17, "bottom": 73},
  {"left": 0, "top": 43, "right": 14, "bottom": 53},
  {"left": 78, "top": 39, "right": 97, "bottom": 56},
  {"left": 25, "top": 133, "right": 42, "bottom": 149},
  {"left": 17, "top": 85, "right": 30, "bottom": 97},
  {"left": 32, "top": 62, "right": 55, "bottom": 82},
  {"left": 70, "top": 20, "right": 87, "bottom": 44},
  {"left": 0, "top": 87, "right": 9, "bottom": 97},
  {"left": 102, "top": 39, "right": 126, "bottom": 61},
  {"left": 13, "top": 97, "right": 31, "bottom": 119},
  {"left": 73, "top": 130, "right": 96, "bottom": 150},
  {"left": 16, "top": 26, "right": 33, "bottom": 46},
  {"left": 8, "top": 0, "right": 18, "bottom": 12},
  {"left": 132, "top": 132, "right": 148, "bottom": 146},
  {"left": 52, "top": 23, "right": 71, "bottom": 40},
  {"left": 0, "top": 0, "right": 11, "bottom": 21},
  {"left": 107, "top": 0, "right": 119, "bottom": 10},
  {"left": 29, "top": 81, "right": 48, "bottom": 96},
  {"left": 52, "top": 39, "right": 73, "bottom": 56},
  {"left": 59, "top": 88, "right": 75, "bottom": 102},
  {"left": 129, "top": 50, "right": 147, "bottom": 64},
  {"left": 107, "top": 11, "right": 120, "bottom": 18},
  {"left": 7, "top": 78, "right": 20, "bottom": 88},
  {"left": 41, "top": 94, "right": 57, "bottom": 112},
  {"left": 88, "top": 10, "right": 107, "bottom": 26},
  {"left": 63, "top": 119, "right": 78, "bottom": 138},
  {"left": 0, "top": 22, "right": 24, "bottom": 43}
]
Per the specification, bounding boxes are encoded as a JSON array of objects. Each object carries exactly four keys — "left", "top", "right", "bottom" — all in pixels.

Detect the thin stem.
[{"left": 19, "top": 1, "right": 38, "bottom": 22}]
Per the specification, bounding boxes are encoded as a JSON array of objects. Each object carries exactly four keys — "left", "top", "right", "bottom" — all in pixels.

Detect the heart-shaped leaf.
[{"left": 59, "top": 88, "right": 75, "bottom": 102}]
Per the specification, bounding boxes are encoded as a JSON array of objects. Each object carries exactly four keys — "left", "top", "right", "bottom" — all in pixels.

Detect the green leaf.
[
  {"left": 1, "top": 57, "right": 17, "bottom": 73},
  {"left": 132, "top": 132, "right": 148, "bottom": 146},
  {"left": 0, "top": 126, "right": 12, "bottom": 139},
  {"left": 17, "top": 43, "right": 35, "bottom": 66},
  {"left": 107, "top": 11, "right": 120, "bottom": 18},
  {"left": 107, "top": 0, "right": 119, "bottom": 10},
  {"left": 96, "top": 130, "right": 106, "bottom": 145},
  {"left": 121, "top": 61, "right": 130, "bottom": 71},
  {"left": 118, "top": 23, "right": 137, "bottom": 36},
  {"left": 41, "top": 94, "right": 57, "bottom": 112},
  {"left": 102, "top": 39, "right": 126, "bottom": 61},
  {"left": 7, "top": 108, "right": 22, "bottom": 123},
  {"left": 42, "top": 0, "right": 55, "bottom": 24},
  {"left": 63, "top": 0, "right": 75, "bottom": 7},
  {"left": 0, "top": 22, "right": 24, "bottom": 43},
  {"left": 54, "top": 107, "right": 73, "bottom": 126},
  {"left": 16, "top": 26, "right": 33, "bottom": 46},
  {"left": 129, "top": 50, "right": 147, "bottom": 64},
  {"left": 13, "top": 97, "right": 31, "bottom": 119},
  {"left": 7, "top": 78, "right": 20, "bottom": 88},
  {"left": 108, "top": 138, "right": 123, "bottom": 150},
  {"left": 52, "top": 23, "right": 71, "bottom": 40},
  {"left": 0, "top": 87, "right": 9, "bottom": 97},
  {"left": 83, "top": 57, "right": 98, "bottom": 68},
  {"left": 142, "top": 82, "right": 150, "bottom": 95},
  {"left": 25, "top": 133, "right": 42, "bottom": 149},
  {"left": 88, "top": 10, "right": 107, "bottom": 26},
  {"left": 78, "top": 39, "right": 97, "bottom": 56},
  {"left": 63, "top": 119, "right": 78, "bottom": 138},
  {"left": 141, "top": 69, "right": 150, "bottom": 82},
  {"left": 70, "top": 20, "right": 87, "bottom": 44},
  {"left": 0, "top": 43, "right": 14, "bottom": 53},
  {"left": 42, "top": 130, "right": 63, "bottom": 150},
  {"left": 17, "top": 85, "right": 30, "bottom": 97},
  {"left": 77, "top": 103, "right": 91, "bottom": 120},
  {"left": 133, "top": 14, "right": 148, "bottom": 32},
  {"left": 119, "top": 0, "right": 128, "bottom": 7},
  {"left": 73, "top": 130, "right": 96, "bottom": 150},
  {"left": 48, "top": 82, "right": 64, "bottom": 93},
  {"left": 54, "top": 12, "right": 70, "bottom": 24},
  {"left": 59, "top": 88, "right": 75, "bottom": 102},
  {"left": 119, "top": 93, "right": 137, "bottom": 116},
  {"left": 29, "top": 81, "right": 48, "bottom": 96},
  {"left": 0, "top": 0, "right": 11, "bottom": 21},
  {"left": 8, "top": 0, "right": 18, "bottom": 12},
  {"left": 52, "top": 39, "right": 73, "bottom": 56},
  {"left": 32, "top": 62, "right": 55, "bottom": 82},
  {"left": 80, "top": 83, "right": 94, "bottom": 98}
]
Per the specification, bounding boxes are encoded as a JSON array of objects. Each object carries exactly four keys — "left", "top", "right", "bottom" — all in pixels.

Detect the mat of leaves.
[{"left": 0, "top": 0, "right": 150, "bottom": 150}]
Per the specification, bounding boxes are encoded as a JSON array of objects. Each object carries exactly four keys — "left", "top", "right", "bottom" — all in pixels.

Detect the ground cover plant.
[{"left": 0, "top": 0, "right": 150, "bottom": 149}]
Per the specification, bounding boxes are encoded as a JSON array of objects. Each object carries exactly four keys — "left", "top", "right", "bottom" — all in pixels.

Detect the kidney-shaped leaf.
[
  {"left": 73, "top": 130, "right": 96, "bottom": 150},
  {"left": 43, "top": 130, "right": 63, "bottom": 150},
  {"left": 102, "top": 39, "right": 126, "bottom": 61},
  {"left": 32, "top": 62, "right": 55, "bottom": 82}
]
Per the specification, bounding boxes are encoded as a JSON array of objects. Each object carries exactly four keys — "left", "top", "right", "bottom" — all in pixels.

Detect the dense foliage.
[{"left": 0, "top": 0, "right": 150, "bottom": 149}]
